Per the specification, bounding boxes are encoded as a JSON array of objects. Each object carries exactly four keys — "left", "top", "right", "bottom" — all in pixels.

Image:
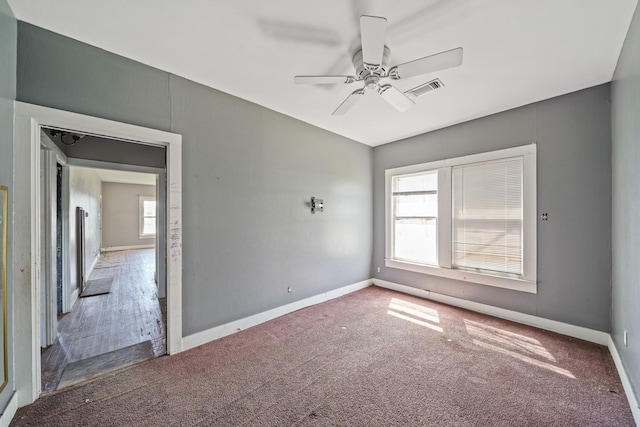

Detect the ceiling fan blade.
[
  {"left": 378, "top": 85, "right": 415, "bottom": 112},
  {"left": 294, "top": 75, "right": 356, "bottom": 85},
  {"left": 389, "top": 47, "right": 463, "bottom": 80},
  {"left": 332, "top": 89, "right": 365, "bottom": 116},
  {"left": 360, "top": 15, "right": 387, "bottom": 70}
]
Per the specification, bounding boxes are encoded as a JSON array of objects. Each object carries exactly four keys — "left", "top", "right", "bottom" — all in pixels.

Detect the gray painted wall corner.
[
  {"left": 612, "top": 1, "right": 640, "bottom": 409},
  {"left": 373, "top": 84, "right": 612, "bottom": 332}
]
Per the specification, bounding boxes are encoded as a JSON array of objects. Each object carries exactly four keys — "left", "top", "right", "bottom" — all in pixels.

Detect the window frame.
[
  {"left": 385, "top": 144, "right": 537, "bottom": 293},
  {"left": 139, "top": 196, "right": 157, "bottom": 239}
]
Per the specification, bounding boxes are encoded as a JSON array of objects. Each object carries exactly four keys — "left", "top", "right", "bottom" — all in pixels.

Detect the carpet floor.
[{"left": 12, "top": 286, "right": 634, "bottom": 426}]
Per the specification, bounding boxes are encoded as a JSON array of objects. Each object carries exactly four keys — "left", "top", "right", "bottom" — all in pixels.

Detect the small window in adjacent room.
[
  {"left": 385, "top": 144, "right": 537, "bottom": 293},
  {"left": 139, "top": 196, "right": 157, "bottom": 238}
]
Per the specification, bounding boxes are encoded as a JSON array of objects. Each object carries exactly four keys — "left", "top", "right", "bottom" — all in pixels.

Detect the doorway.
[
  {"left": 13, "top": 102, "right": 183, "bottom": 407},
  {"left": 41, "top": 158, "right": 166, "bottom": 392}
]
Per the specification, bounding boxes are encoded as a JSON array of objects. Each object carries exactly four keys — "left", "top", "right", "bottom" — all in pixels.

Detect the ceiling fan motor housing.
[{"left": 353, "top": 45, "right": 391, "bottom": 80}]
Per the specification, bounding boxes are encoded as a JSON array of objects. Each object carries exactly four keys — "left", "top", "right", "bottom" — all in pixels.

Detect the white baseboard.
[
  {"left": 0, "top": 392, "right": 18, "bottom": 427},
  {"left": 101, "top": 244, "right": 155, "bottom": 252},
  {"left": 608, "top": 336, "right": 640, "bottom": 425},
  {"left": 373, "top": 279, "right": 609, "bottom": 345},
  {"left": 182, "top": 279, "right": 371, "bottom": 351},
  {"left": 87, "top": 253, "right": 99, "bottom": 278}
]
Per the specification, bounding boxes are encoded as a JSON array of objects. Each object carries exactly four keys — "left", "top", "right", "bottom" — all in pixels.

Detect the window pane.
[
  {"left": 143, "top": 217, "right": 156, "bottom": 235},
  {"left": 452, "top": 158, "right": 522, "bottom": 276},
  {"left": 143, "top": 200, "right": 156, "bottom": 217},
  {"left": 395, "top": 193, "right": 438, "bottom": 217},
  {"left": 394, "top": 171, "right": 437, "bottom": 193},
  {"left": 392, "top": 170, "right": 438, "bottom": 265},
  {"left": 394, "top": 218, "right": 437, "bottom": 265}
]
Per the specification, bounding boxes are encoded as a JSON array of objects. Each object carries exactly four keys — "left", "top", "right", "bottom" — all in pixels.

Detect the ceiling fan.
[{"left": 294, "top": 15, "right": 463, "bottom": 116}]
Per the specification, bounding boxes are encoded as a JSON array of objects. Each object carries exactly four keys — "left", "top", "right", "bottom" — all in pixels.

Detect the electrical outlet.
[
  {"left": 624, "top": 330, "right": 628, "bottom": 347},
  {"left": 377, "top": 267, "right": 381, "bottom": 273},
  {"left": 287, "top": 286, "right": 292, "bottom": 293}
]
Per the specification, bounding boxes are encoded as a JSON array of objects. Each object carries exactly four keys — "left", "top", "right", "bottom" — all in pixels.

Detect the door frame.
[
  {"left": 39, "top": 147, "right": 57, "bottom": 347},
  {"left": 13, "top": 102, "right": 183, "bottom": 406}
]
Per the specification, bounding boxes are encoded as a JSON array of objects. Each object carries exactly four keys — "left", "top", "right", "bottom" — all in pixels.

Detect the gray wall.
[
  {"left": 0, "top": 0, "right": 15, "bottom": 411},
  {"left": 373, "top": 84, "right": 612, "bottom": 332},
  {"left": 16, "top": 23, "right": 373, "bottom": 337},
  {"left": 612, "top": 4, "right": 640, "bottom": 406},
  {"left": 102, "top": 182, "right": 156, "bottom": 248},
  {"left": 69, "top": 167, "right": 102, "bottom": 291}
]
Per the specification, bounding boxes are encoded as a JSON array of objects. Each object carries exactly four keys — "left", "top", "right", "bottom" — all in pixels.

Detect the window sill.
[
  {"left": 139, "top": 234, "right": 156, "bottom": 239},
  {"left": 384, "top": 259, "right": 537, "bottom": 294}
]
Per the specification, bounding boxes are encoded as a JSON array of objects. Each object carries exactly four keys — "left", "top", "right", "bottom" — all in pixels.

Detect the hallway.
[{"left": 41, "top": 248, "right": 166, "bottom": 393}]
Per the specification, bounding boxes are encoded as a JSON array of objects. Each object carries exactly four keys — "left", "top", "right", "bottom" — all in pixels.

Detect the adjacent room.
[{"left": 0, "top": 0, "right": 639, "bottom": 425}]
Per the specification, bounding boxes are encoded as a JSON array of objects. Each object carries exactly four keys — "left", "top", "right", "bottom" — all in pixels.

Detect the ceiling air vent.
[{"left": 404, "top": 79, "right": 444, "bottom": 100}]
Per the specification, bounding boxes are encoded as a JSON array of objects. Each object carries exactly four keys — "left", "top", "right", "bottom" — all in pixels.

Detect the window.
[
  {"left": 385, "top": 145, "right": 537, "bottom": 293},
  {"left": 392, "top": 170, "right": 438, "bottom": 265},
  {"left": 139, "top": 196, "right": 157, "bottom": 238}
]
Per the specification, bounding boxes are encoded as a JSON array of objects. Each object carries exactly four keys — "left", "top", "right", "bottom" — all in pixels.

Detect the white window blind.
[
  {"left": 392, "top": 171, "right": 438, "bottom": 265},
  {"left": 452, "top": 157, "right": 523, "bottom": 277}
]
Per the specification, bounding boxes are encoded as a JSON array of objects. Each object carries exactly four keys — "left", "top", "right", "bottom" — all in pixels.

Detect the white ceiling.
[{"left": 8, "top": 0, "right": 637, "bottom": 146}]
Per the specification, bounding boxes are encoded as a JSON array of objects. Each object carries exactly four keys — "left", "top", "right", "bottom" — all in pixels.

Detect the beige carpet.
[{"left": 13, "top": 286, "right": 634, "bottom": 426}]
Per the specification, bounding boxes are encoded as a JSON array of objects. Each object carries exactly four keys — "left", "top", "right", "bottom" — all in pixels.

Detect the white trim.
[
  {"left": 61, "top": 165, "right": 72, "bottom": 314},
  {"left": 101, "top": 244, "right": 156, "bottom": 252},
  {"left": 182, "top": 280, "right": 371, "bottom": 351},
  {"left": 385, "top": 145, "right": 538, "bottom": 177},
  {"left": 41, "top": 149, "right": 57, "bottom": 347},
  {"left": 373, "top": 279, "right": 609, "bottom": 345},
  {"left": 522, "top": 149, "right": 537, "bottom": 282},
  {"left": 437, "top": 167, "right": 452, "bottom": 269},
  {"left": 13, "top": 101, "right": 184, "bottom": 406},
  {"left": 0, "top": 392, "right": 18, "bottom": 427},
  {"left": 385, "top": 259, "right": 537, "bottom": 293},
  {"left": 608, "top": 336, "right": 640, "bottom": 425},
  {"left": 165, "top": 135, "right": 183, "bottom": 355}
]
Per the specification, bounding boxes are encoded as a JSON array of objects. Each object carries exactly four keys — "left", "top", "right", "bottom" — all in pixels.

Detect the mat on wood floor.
[
  {"left": 57, "top": 340, "right": 154, "bottom": 390},
  {"left": 80, "top": 277, "right": 113, "bottom": 297}
]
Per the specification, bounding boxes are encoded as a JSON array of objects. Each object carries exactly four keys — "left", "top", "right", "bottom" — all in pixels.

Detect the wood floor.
[{"left": 41, "top": 248, "right": 166, "bottom": 393}]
